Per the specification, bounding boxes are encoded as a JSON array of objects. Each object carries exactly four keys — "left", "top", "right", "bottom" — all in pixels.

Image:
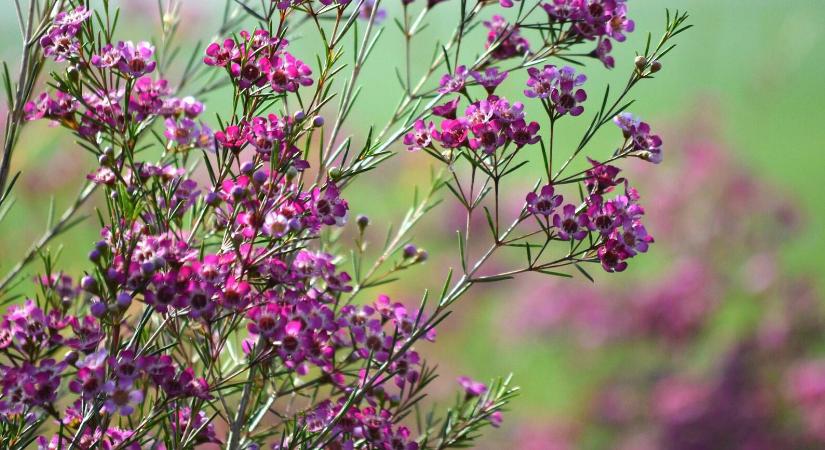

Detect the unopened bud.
[
  {"left": 116, "top": 292, "right": 132, "bottom": 309},
  {"left": 650, "top": 60, "right": 662, "bottom": 73},
  {"left": 67, "top": 65, "right": 80, "bottom": 83},
  {"left": 240, "top": 161, "right": 255, "bottom": 174},
  {"left": 416, "top": 249, "right": 429, "bottom": 262},
  {"left": 328, "top": 167, "right": 342, "bottom": 181},
  {"left": 286, "top": 166, "right": 299, "bottom": 181},
  {"left": 90, "top": 301, "right": 107, "bottom": 318},
  {"left": 293, "top": 110, "right": 306, "bottom": 121},
  {"left": 80, "top": 275, "right": 97, "bottom": 292},
  {"left": 312, "top": 115, "right": 325, "bottom": 127},
  {"left": 634, "top": 55, "right": 647, "bottom": 71},
  {"left": 403, "top": 244, "right": 417, "bottom": 259},
  {"left": 356, "top": 214, "right": 369, "bottom": 231}
]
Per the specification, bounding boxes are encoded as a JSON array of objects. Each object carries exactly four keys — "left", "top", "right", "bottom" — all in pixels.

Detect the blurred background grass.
[{"left": 1, "top": 0, "right": 824, "bottom": 446}]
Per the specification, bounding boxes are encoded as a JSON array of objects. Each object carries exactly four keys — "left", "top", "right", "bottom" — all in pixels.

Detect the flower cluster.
[
  {"left": 543, "top": 0, "right": 635, "bottom": 68},
  {"left": 524, "top": 65, "right": 588, "bottom": 116},
  {"left": 0, "top": 0, "right": 687, "bottom": 448},
  {"left": 406, "top": 94, "right": 540, "bottom": 154},
  {"left": 204, "top": 30, "right": 313, "bottom": 93}
]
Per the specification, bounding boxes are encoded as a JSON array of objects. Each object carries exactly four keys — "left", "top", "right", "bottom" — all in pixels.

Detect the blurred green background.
[{"left": 2, "top": 0, "right": 824, "bottom": 446}]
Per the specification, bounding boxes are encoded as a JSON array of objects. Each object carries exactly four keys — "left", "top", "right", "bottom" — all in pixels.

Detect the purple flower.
[
  {"left": 553, "top": 204, "right": 589, "bottom": 240},
  {"left": 433, "top": 118, "right": 470, "bottom": 149},
  {"left": 507, "top": 119, "right": 541, "bottom": 147},
  {"left": 551, "top": 66, "right": 587, "bottom": 116},
  {"left": 118, "top": 41, "right": 157, "bottom": 77},
  {"left": 605, "top": 4, "right": 635, "bottom": 42},
  {"left": 102, "top": 380, "right": 143, "bottom": 415},
  {"left": 526, "top": 184, "right": 562, "bottom": 217},
  {"left": 471, "top": 67, "right": 508, "bottom": 95},
  {"left": 403, "top": 120, "right": 436, "bottom": 153},
  {"left": 524, "top": 65, "right": 559, "bottom": 99},
  {"left": 614, "top": 113, "right": 664, "bottom": 163},
  {"left": 91, "top": 43, "right": 122, "bottom": 68},
  {"left": 484, "top": 15, "right": 530, "bottom": 60},
  {"left": 438, "top": 66, "right": 468, "bottom": 94},
  {"left": 615, "top": 220, "right": 653, "bottom": 256},
  {"left": 54, "top": 7, "right": 93, "bottom": 26},
  {"left": 593, "top": 38, "right": 615, "bottom": 69},
  {"left": 203, "top": 39, "right": 239, "bottom": 67},
  {"left": 268, "top": 52, "right": 314, "bottom": 93},
  {"left": 432, "top": 98, "right": 460, "bottom": 119},
  {"left": 598, "top": 238, "right": 629, "bottom": 272},
  {"left": 40, "top": 25, "right": 81, "bottom": 61},
  {"left": 585, "top": 158, "right": 623, "bottom": 195},
  {"left": 469, "top": 120, "right": 506, "bottom": 154},
  {"left": 312, "top": 184, "right": 349, "bottom": 226},
  {"left": 358, "top": 0, "right": 387, "bottom": 23},
  {"left": 458, "top": 376, "right": 488, "bottom": 397}
]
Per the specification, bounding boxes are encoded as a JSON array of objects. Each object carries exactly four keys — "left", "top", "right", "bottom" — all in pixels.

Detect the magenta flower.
[
  {"left": 551, "top": 66, "right": 587, "bottom": 116},
  {"left": 91, "top": 43, "right": 122, "bottom": 68},
  {"left": 458, "top": 376, "right": 488, "bottom": 397},
  {"left": 433, "top": 118, "right": 470, "bottom": 149},
  {"left": 615, "top": 221, "right": 653, "bottom": 256},
  {"left": 438, "top": 66, "right": 468, "bottom": 94},
  {"left": 102, "top": 380, "right": 143, "bottom": 415},
  {"left": 507, "top": 119, "right": 541, "bottom": 147},
  {"left": 524, "top": 65, "right": 558, "bottom": 99},
  {"left": 598, "top": 238, "right": 629, "bottom": 272},
  {"left": 40, "top": 25, "right": 81, "bottom": 62},
  {"left": 312, "top": 184, "right": 349, "bottom": 226},
  {"left": 605, "top": 4, "right": 635, "bottom": 42},
  {"left": 484, "top": 15, "right": 530, "bottom": 60},
  {"left": 526, "top": 185, "right": 562, "bottom": 217},
  {"left": 215, "top": 123, "right": 248, "bottom": 152},
  {"left": 432, "top": 98, "right": 460, "bottom": 119},
  {"left": 117, "top": 41, "right": 157, "bottom": 77},
  {"left": 268, "top": 53, "right": 314, "bottom": 93},
  {"left": 471, "top": 67, "right": 508, "bottom": 95},
  {"left": 469, "top": 121, "right": 506, "bottom": 154},
  {"left": 54, "top": 7, "right": 93, "bottom": 26},
  {"left": 585, "top": 158, "right": 624, "bottom": 194},
  {"left": 403, "top": 120, "right": 436, "bottom": 152},
  {"left": 553, "top": 204, "right": 589, "bottom": 240},
  {"left": 593, "top": 38, "right": 615, "bottom": 69},
  {"left": 358, "top": 0, "right": 387, "bottom": 22},
  {"left": 614, "top": 113, "right": 664, "bottom": 163},
  {"left": 203, "top": 39, "right": 239, "bottom": 67}
]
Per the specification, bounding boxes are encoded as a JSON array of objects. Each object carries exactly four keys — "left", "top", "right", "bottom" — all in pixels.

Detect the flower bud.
[
  {"left": 312, "top": 115, "right": 325, "bottom": 127},
  {"left": 240, "top": 161, "right": 255, "bottom": 174},
  {"left": 403, "top": 244, "right": 417, "bottom": 259},
  {"left": 205, "top": 191, "right": 220, "bottom": 206},
  {"left": 95, "top": 240, "right": 108, "bottom": 251},
  {"left": 416, "top": 249, "right": 429, "bottom": 262},
  {"left": 328, "top": 167, "right": 342, "bottom": 181},
  {"left": 67, "top": 65, "right": 80, "bottom": 83},
  {"left": 64, "top": 350, "right": 79, "bottom": 365},
  {"left": 286, "top": 166, "right": 299, "bottom": 182},
  {"left": 356, "top": 214, "right": 370, "bottom": 231},
  {"left": 90, "top": 301, "right": 107, "bottom": 318},
  {"left": 634, "top": 55, "right": 647, "bottom": 71},
  {"left": 141, "top": 261, "right": 156, "bottom": 274},
  {"left": 80, "top": 275, "right": 97, "bottom": 292},
  {"left": 98, "top": 153, "right": 111, "bottom": 166},
  {"left": 116, "top": 292, "right": 132, "bottom": 309},
  {"left": 293, "top": 110, "right": 306, "bottom": 121},
  {"left": 88, "top": 249, "right": 101, "bottom": 263},
  {"left": 253, "top": 170, "right": 268, "bottom": 185},
  {"left": 650, "top": 60, "right": 662, "bottom": 73}
]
